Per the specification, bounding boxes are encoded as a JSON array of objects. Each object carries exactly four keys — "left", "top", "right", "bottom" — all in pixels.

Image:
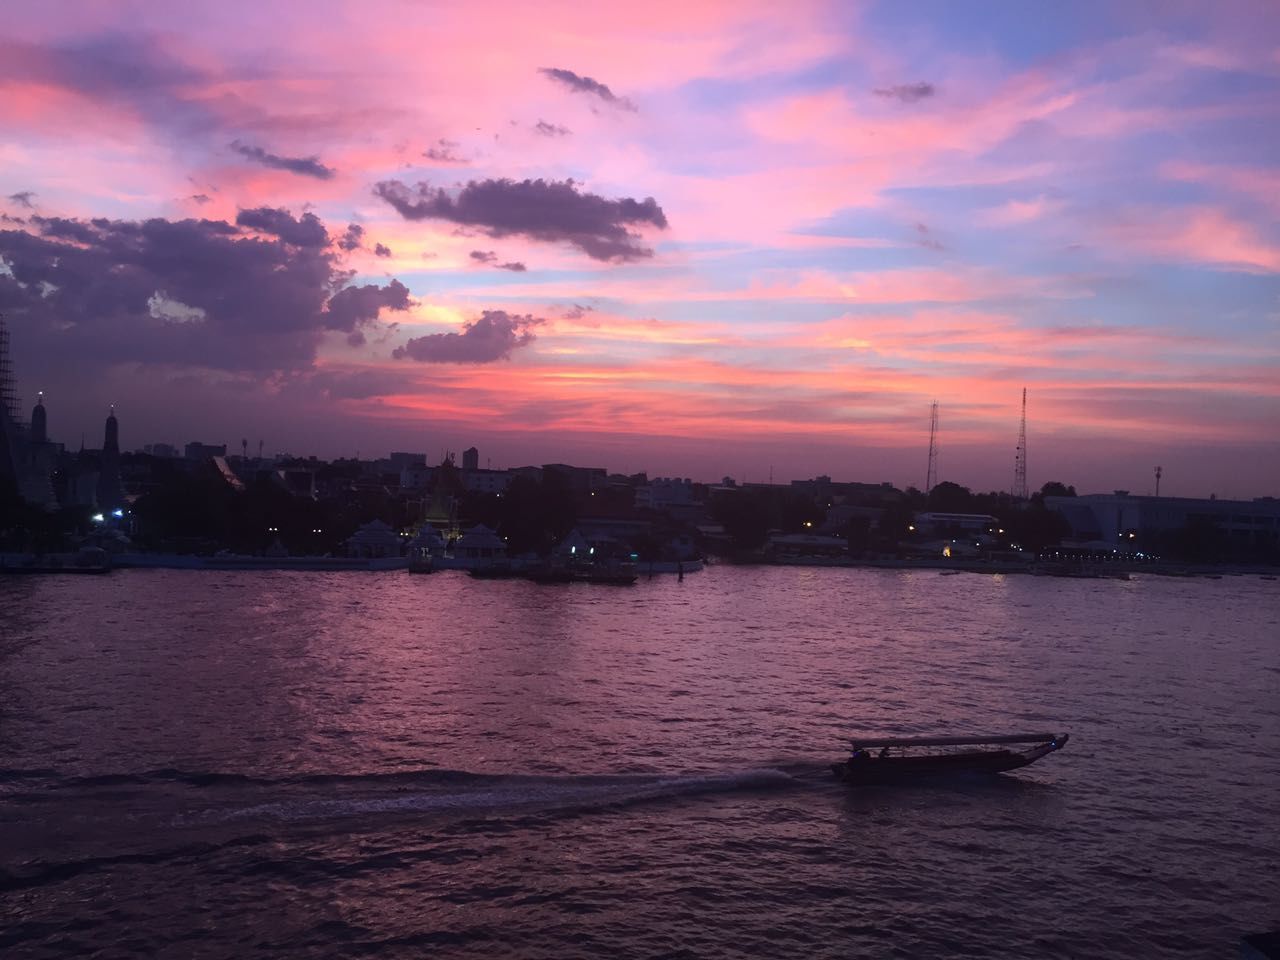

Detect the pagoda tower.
[
  {"left": 17, "top": 392, "right": 57, "bottom": 508},
  {"left": 95, "top": 406, "right": 124, "bottom": 510}
]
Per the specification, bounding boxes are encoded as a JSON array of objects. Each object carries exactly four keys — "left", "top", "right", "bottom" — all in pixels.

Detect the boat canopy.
[{"left": 846, "top": 732, "right": 1063, "bottom": 749}]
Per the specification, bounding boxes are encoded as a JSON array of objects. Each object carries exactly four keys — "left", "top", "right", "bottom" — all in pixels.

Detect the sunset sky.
[{"left": 2, "top": 0, "right": 1278, "bottom": 497}]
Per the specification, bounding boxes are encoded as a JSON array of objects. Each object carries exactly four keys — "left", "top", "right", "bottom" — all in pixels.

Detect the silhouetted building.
[
  {"left": 185, "top": 441, "right": 227, "bottom": 461},
  {"left": 388, "top": 451, "right": 427, "bottom": 472},
  {"left": 543, "top": 463, "right": 607, "bottom": 495},
  {"left": 30, "top": 393, "right": 46, "bottom": 443},
  {"left": 453, "top": 523, "right": 507, "bottom": 566},
  {"left": 64, "top": 443, "right": 100, "bottom": 508},
  {"left": 510, "top": 465, "right": 543, "bottom": 483},
  {"left": 272, "top": 467, "right": 317, "bottom": 499},
  {"left": 461, "top": 468, "right": 510, "bottom": 494},
  {"left": 0, "top": 324, "right": 67, "bottom": 506},
  {"left": 399, "top": 461, "right": 431, "bottom": 491},
  {"left": 1047, "top": 492, "right": 1280, "bottom": 551},
  {"left": 462, "top": 446, "right": 479, "bottom": 471},
  {"left": 95, "top": 407, "right": 124, "bottom": 510},
  {"left": 636, "top": 477, "right": 697, "bottom": 510},
  {"left": 914, "top": 512, "right": 1000, "bottom": 535},
  {"left": 18, "top": 393, "right": 57, "bottom": 508},
  {"left": 346, "top": 519, "right": 403, "bottom": 558}
]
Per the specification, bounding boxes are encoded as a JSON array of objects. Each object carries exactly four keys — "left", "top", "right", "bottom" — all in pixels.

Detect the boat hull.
[{"left": 832, "top": 736, "right": 1067, "bottom": 785}]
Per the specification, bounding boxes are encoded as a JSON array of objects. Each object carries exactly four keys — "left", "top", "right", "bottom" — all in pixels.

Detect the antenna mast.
[
  {"left": 1013, "top": 388, "right": 1028, "bottom": 500},
  {"left": 926, "top": 400, "right": 939, "bottom": 492}
]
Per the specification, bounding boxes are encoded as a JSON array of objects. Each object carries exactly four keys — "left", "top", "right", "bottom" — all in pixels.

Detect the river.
[{"left": 2, "top": 566, "right": 1277, "bottom": 957}]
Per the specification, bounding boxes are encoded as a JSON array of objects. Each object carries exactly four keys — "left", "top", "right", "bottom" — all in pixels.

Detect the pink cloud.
[
  {"left": 730, "top": 267, "right": 1079, "bottom": 304},
  {"left": 978, "top": 195, "right": 1065, "bottom": 227},
  {"left": 1102, "top": 206, "right": 1280, "bottom": 273},
  {"left": 1161, "top": 160, "right": 1280, "bottom": 213}
]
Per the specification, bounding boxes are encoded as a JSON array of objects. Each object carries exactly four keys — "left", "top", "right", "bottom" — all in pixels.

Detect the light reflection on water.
[{"left": 1, "top": 566, "right": 1278, "bottom": 958}]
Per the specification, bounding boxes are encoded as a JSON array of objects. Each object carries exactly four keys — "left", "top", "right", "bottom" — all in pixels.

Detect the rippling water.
[{"left": 2, "top": 566, "right": 1278, "bottom": 958}]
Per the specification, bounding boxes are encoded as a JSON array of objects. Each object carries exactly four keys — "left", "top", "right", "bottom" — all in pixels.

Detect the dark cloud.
[
  {"left": 338, "top": 223, "right": 365, "bottom": 251},
  {"left": 375, "top": 177, "right": 667, "bottom": 262},
  {"left": 873, "top": 82, "right": 936, "bottom": 104},
  {"left": 562, "top": 303, "right": 594, "bottom": 320},
  {"left": 29, "top": 215, "right": 105, "bottom": 245},
  {"left": 914, "top": 222, "right": 944, "bottom": 251},
  {"left": 374, "top": 243, "right": 392, "bottom": 258},
  {"left": 230, "top": 140, "right": 336, "bottom": 180},
  {"left": 7, "top": 192, "right": 36, "bottom": 209},
  {"left": 534, "top": 120, "right": 571, "bottom": 137},
  {"left": 393, "top": 310, "right": 541, "bottom": 363},
  {"left": 469, "top": 249, "right": 526, "bottom": 271},
  {"left": 327, "top": 280, "right": 411, "bottom": 334},
  {"left": 236, "top": 207, "right": 329, "bottom": 247},
  {"left": 424, "top": 139, "right": 466, "bottom": 163},
  {"left": 0, "top": 210, "right": 411, "bottom": 374},
  {"left": 539, "top": 67, "right": 636, "bottom": 111},
  {"left": 189, "top": 193, "right": 211, "bottom": 205},
  {"left": 289, "top": 367, "right": 424, "bottom": 401}
]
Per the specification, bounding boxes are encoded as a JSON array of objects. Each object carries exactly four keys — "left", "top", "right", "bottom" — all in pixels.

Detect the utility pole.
[{"left": 1155, "top": 465, "right": 1162, "bottom": 497}]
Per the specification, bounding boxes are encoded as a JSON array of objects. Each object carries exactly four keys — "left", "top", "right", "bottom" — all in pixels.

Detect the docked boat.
[
  {"left": 407, "top": 552, "right": 435, "bottom": 574},
  {"left": 832, "top": 732, "right": 1068, "bottom": 784}
]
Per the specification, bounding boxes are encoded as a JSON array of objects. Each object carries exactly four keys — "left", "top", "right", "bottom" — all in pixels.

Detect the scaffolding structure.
[
  {"left": 0, "top": 313, "right": 21, "bottom": 423},
  {"left": 0, "top": 313, "right": 22, "bottom": 490}
]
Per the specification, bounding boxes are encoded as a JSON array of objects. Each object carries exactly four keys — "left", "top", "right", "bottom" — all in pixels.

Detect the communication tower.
[
  {"left": 1012, "top": 388, "right": 1029, "bottom": 500},
  {"left": 926, "top": 400, "right": 939, "bottom": 492}
]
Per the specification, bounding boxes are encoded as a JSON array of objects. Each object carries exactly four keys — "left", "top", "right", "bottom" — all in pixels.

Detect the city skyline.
[{"left": 2, "top": 1, "right": 1279, "bottom": 499}]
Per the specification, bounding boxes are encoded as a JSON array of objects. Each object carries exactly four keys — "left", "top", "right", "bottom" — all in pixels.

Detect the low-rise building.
[
  {"left": 914, "top": 512, "right": 1000, "bottom": 534},
  {"left": 346, "top": 519, "right": 403, "bottom": 558},
  {"left": 461, "top": 468, "right": 510, "bottom": 495},
  {"left": 636, "top": 476, "right": 696, "bottom": 510},
  {"left": 1047, "top": 492, "right": 1280, "bottom": 550}
]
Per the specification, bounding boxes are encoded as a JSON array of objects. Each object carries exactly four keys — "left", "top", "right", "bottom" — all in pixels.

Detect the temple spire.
[
  {"left": 31, "top": 391, "right": 47, "bottom": 444},
  {"left": 96, "top": 405, "right": 123, "bottom": 510}
]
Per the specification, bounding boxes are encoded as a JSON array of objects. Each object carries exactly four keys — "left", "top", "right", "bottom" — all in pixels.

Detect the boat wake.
[
  {"left": 1, "top": 764, "right": 838, "bottom": 896},
  {"left": 183, "top": 766, "right": 807, "bottom": 826},
  {"left": 3, "top": 764, "right": 820, "bottom": 861}
]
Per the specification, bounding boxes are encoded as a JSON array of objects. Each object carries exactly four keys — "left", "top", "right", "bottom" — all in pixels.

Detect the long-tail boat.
[{"left": 832, "top": 732, "right": 1068, "bottom": 784}]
